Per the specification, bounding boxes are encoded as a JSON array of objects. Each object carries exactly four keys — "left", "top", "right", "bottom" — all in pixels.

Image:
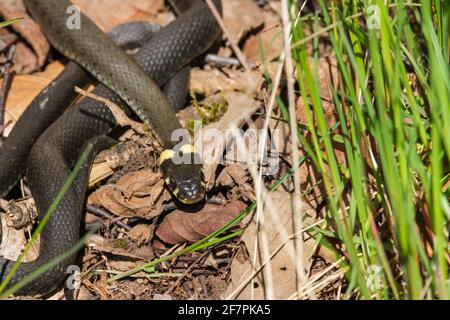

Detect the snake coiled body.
[{"left": 0, "top": 0, "right": 222, "bottom": 295}]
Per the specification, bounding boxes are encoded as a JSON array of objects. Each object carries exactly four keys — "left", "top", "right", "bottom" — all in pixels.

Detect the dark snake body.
[
  {"left": 0, "top": 0, "right": 222, "bottom": 295},
  {"left": 0, "top": 22, "right": 181, "bottom": 197}
]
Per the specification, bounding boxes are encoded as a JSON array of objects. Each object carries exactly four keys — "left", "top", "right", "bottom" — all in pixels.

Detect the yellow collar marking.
[
  {"left": 180, "top": 143, "right": 195, "bottom": 154},
  {"left": 159, "top": 149, "right": 175, "bottom": 166}
]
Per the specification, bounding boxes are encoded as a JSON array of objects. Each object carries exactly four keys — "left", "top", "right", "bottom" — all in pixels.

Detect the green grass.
[
  {"left": 1, "top": 0, "right": 448, "bottom": 300},
  {"left": 284, "top": 0, "right": 449, "bottom": 299},
  {"left": 0, "top": 18, "right": 22, "bottom": 28}
]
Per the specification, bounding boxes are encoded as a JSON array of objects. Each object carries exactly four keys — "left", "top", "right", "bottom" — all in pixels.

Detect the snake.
[{"left": 0, "top": 0, "right": 222, "bottom": 296}]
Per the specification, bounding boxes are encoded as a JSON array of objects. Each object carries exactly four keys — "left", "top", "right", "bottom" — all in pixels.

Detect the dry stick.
[
  {"left": 0, "top": 45, "right": 16, "bottom": 134},
  {"left": 205, "top": 54, "right": 241, "bottom": 68},
  {"left": 198, "top": 274, "right": 210, "bottom": 297},
  {"left": 250, "top": 26, "right": 290, "bottom": 301},
  {"left": 86, "top": 204, "right": 132, "bottom": 231},
  {"left": 0, "top": 119, "right": 12, "bottom": 137},
  {"left": 252, "top": 0, "right": 313, "bottom": 300},
  {"left": 280, "top": 0, "right": 316, "bottom": 300},
  {"left": 228, "top": 125, "right": 313, "bottom": 299},
  {"left": 74, "top": 86, "right": 147, "bottom": 136},
  {"left": 252, "top": 52, "right": 285, "bottom": 300},
  {"left": 301, "top": 257, "right": 345, "bottom": 291},
  {"left": 225, "top": 218, "right": 326, "bottom": 300},
  {"left": 205, "top": 0, "right": 252, "bottom": 72},
  {"left": 164, "top": 250, "right": 210, "bottom": 295},
  {"left": 288, "top": 270, "right": 343, "bottom": 300}
]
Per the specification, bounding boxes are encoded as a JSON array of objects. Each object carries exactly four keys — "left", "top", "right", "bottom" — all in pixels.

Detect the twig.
[
  {"left": 164, "top": 250, "right": 210, "bottom": 294},
  {"left": 0, "top": 198, "right": 9, "bottom": 212},
  {"left": 86, "top": 204, "right": 132, "bottom": 231},
  {"left": 0, "top": 119, "right": 12, "bottom": 137},
  {"left": 205, "top": 54, "right": 258, "bottom": 69},
  {"left": 238, "top": 0, "right": 310, "bottom": 297},
  {"left": 205, "top": 54, "right": 240, "bottom": 68},
  {"left": 0, "top": 45, "right": 16, "bottom": 133},
  {"left": 74, "top": 86, "right": 148, "bottom": 136},
  {"left": 198, "top": 274, "right": 210, "bottom": 297},
  {"left": 205, "top": 0, "right": 252, "bottom": 72},
  {"left": 249, "top": 0, "right": 310, "bottom": 301},
  {"left": 225, "top": 218, "right": 325, "bottom": 300}
]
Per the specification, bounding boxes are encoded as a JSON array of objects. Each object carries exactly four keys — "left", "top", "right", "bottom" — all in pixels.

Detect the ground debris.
[{"left": 155, "top": 200, "right": 247, "bottom": 244}]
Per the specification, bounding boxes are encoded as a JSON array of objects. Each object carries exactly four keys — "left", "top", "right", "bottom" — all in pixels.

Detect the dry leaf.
[
  {"left": 0, "top": 212, "right": 28, "bottom": 261},
  {"left": 128, "top": 224, "right": 153, "bottom": 246},
  {"left": 13, "top": 42, "right": 41, "bottom": 74},
  {"left": 216, "top": 164, "right": 249, "bottom": 188},
  {"left": 190, "top": 67, "right": 263, "bottom": 96},
  {"left": 225, "top": 191, "right": 318, "bottom": 300},
  {"left": 89, "top": 140, "right": 147, "bottom": 187},
  {"left": 243, "top": 8, "right": 283, "bottom": 65},
  {"left": 72, "top": 0, "right": 166, "bottom": 32},
  {"left": 87, "top": 234, "right": 148, "bottom": 260},
  {"left": 76, "top": 286, "right": 94, "bottom": 300},
  {"left": 0, "top": 28, "right": 17, "bottom": 52},
  {"left": 0, "top": 0, "right": 50, "bottom": 72},
  {"left": 223, "top": 0, "right": 264, "bottom": 48},
  {"left": 296, "top": 57, "right": 339, "bottom": 126},
  {"left": 0, "top": 198, "right": 38, "bottom": 262},
  {"left": 2, "top": 61, "right": 64, "bottom": 136},
  {"left": 194, "top": 91, "right": 261, "bottom": 190},
  {"left": 155, "top": 200, "right": 247, "bottom": 244},
  {"left": 216, "top": 164, "right": 254, "bottom": 202},
  {"left": 88, "top": 170, "right": 169, "bottom": 219}
]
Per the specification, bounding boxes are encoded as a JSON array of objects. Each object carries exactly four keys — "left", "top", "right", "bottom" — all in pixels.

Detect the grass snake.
[{"left": 0, "top": 0, "right": 222, "bottom": 296}]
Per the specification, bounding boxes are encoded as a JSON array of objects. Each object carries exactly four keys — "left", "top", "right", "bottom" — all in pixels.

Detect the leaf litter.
[{"left": 0, "top": 0, "right": 342, "bottom": 300}]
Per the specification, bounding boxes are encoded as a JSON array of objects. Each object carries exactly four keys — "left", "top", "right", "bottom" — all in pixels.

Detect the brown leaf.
[
  {"left": 2, "top": 61, "right": 64, "bottom": 136},
  {"left": 216, "top": 164, "right": 249, "bottom": 188},
  {"left": 225, "top": 191, "right": 323, "bottom": 300},
  {"left": 0, "top": 198, "right": 38, "bottom": 262},
  {"left": 0, "top": 28, "right": 17, "bottom": 52},
  {"left": 12, "top": 42, "right": 39, "bottom": 74},
  {"left": 128, "top": 224, "right": 153, "bottom": 246},
  {"left": 87, "top": 234, "right": 148, "bottom": 260},
  {"left": 89, "top": 141, "right": 149, "bottom": 187},
  {"left": 72, "top": 0, "right": 166, "bottom": 32},
  {"left": 0, "top": 0, "right": 50, "bottom": 72},
  {"left": 216, "top": 164, "right": 254, "bottom": 202},
  {"left": 243, "top": 9, "right": 283, "bottom": 65},
  {"left": 88, "top": 170, "right": 169, "bottom": 219},
  {"left": 76, "top": 286, "right": 94, "bottom": 300},
  {"left": 223, "top": 0, "right": 264, "bottom": 47},
  {"left": 107, "top": 260, "right": 142, "bottom": 272},
  {"left": 155, "top": 200, "right": 247, "bottom": 245},
  {"left": 0, "top": 211, "right": 28, "bottom": 261},
  {"left": 76, "top": 285, "right": 94, "bottom": 301},
  {"left": 193, "top": 91, "right": 261, "bottom": 190},
  {"left": 190, "top": 67, "right": 263, "bottom": 96},
  {"left": 296, "top": 57, "right": 339, "bottom": 126}
]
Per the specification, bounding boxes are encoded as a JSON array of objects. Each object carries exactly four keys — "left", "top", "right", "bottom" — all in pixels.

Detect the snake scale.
[{"left": 0, "top": 0, "right": 222, "bottom": 296}]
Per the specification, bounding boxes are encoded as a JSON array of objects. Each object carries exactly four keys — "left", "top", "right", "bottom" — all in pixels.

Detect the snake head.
[{"left": 159, "top": 146, "right": 206, "bottom": 204}]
